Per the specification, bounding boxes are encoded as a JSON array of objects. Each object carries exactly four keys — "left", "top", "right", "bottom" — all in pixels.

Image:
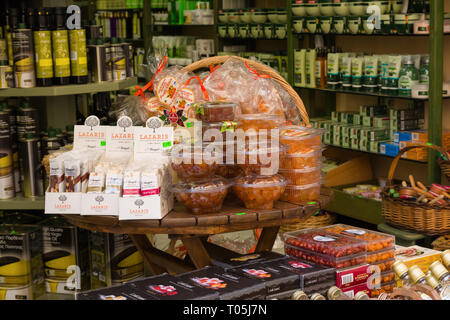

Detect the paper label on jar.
[
  {"left": 172, "top": 88, "right": 195, "bottom": 111},
  {"left": 313, "top": 235, "right": 336, "bottom": 242},
  {"left": 156, "top": 76, "right": 179, "bottom": 106},
  {"left": 343, "top": 229, "right": 366, "bottom": 235}
]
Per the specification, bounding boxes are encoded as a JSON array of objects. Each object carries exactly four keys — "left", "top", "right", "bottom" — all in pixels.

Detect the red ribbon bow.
[
  {"left": 185, "top": 76, "right": 210, "bottom": 101},
  {"left": 245, "top": 61, "right": 271, "bottom": 80},
  {"left": 134, "top": 56, "right": 168, "bottom": 101}
]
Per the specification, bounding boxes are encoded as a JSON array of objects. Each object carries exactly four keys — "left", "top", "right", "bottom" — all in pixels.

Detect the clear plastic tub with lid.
[
  {"left": 319, "top": 224, "right": 395, "bottom": 252},
  {"left": 202, "top": 121, "right": 239, "bottom": 142},
  {"left": 171, "top": 142, "right": 221, "bottom": 181},
  {"left": 284, "top": 243, "right": 367, "bottom": 269},
  {"left": 278, "top": 167, "right": 322, "bottom": 185},
  {"left": 236, "top": 114, "right": 284, "bottom": 131},
  {"left": 170, "top": 176, "right": 230, "bottom": 214},
  {"left": 283, "top": 229, "right": 367, "bottom": 258},
  {"left": 195, "top": 101, "right": 238, "bottom": 123},
  {"left": 370, "top": 271, "right": 395, "bottom": 287},
  {"left": 280, "top": 182, "right": 321, "bottom": 203},
  {"left": 232, "top": 174, "right": 286, "bottom": 210},
  {"left": 371, "top": 280, "right": 396, "bottom": 297},
  {"left": 366, "top": 247, "right": 395, "bottom": 264},
  {"left": 370, "top": 258, "right": 395, "bottom": 273},
  {"left": 237, "top": 143, "right": 285, "bottom": 176},
  {"left": 279, "top": 126, "right": 325, "bottom": 154},
  {"left": 280, "top": 148, "right": 323, "bottom": 169}
]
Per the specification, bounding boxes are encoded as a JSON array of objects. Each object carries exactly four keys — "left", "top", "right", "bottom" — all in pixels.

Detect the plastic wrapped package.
[
  {"left": 195, "top": 101, "right": 238, "bottom": 123},
  {"left": 280, "top": 148, "right": 323, "bottom": 170},
  {"left": 371, "top": 280, "right": 395, "bottom": 297},
  {"left": 236, "top": 114, "right": 284, "bottom": 131},
  {"left": 280, "top": 182, "right": 321, "bottom": 203},
  {"left": 370, "top": 258, "right": 394, "bottom": 273},
  {"left": 153, "top": 66, "right": 193, "bottom": 107},
  {"left": 278, "top": 167, "right": 322, "bottom": 185},
  {"left": 250, "top": 76, "right": 286, "bottom": 119},
  {"left": 232, "top": 174, "right": 286, "bottom": 210},
  {"left": 170, "top": 176, "right": 230, "bottom": 214},
  {"left": 271, "top": 80, "right": 303, "bottom": 126},
  {"left": 110, "top": 94, "right": 152, "bottom": 126},
  {"left": 280, "top": 126, "right": 324, "bottom": 154}
]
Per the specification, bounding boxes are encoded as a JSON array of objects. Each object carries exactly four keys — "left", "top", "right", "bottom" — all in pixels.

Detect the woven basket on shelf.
[
  {"left": 438, "top": 159, "right": 450, "bottom": 181},
  {"left": 279, "top": 211, "right": 336, "bottom": 234},
  {"left": 381, "top": 143, "right": 450, "bottom": 236}
]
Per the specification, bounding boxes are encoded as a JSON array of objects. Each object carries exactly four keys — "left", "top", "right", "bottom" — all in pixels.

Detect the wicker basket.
[
  {"left": 279, "top": 211, "right": 336, "bottom": 234},
  {"left": 438, "top": 159, "right": 450, "bottom": 181},
  {"left": 432, "top": 235, "right": 450, "bottom": 251},
  {"left": 180, "top": 55, "right": 311, "bottom": 127},
  {"left": 382, "top": 143, "right": 450, "bottom": 236}
]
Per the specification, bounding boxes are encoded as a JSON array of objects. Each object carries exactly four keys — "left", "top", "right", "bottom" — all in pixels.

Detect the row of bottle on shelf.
[
  {"left": 152, "top": 0, "right": 214, "bottom": 25},
  {"left": 0, "top": 7, "right": 142, "bottom": 88},
  {"left": 0, "top": 93, "right": 117, "bottom": 200},
  {"left": 96, "top": 0, "right": 145, "bottom": 10},
  {"left": 294, "top": 47, "right": 438, "bottom": 98},
  {"left": 95, "top": 10, "right": 143, "bottom": 40}
]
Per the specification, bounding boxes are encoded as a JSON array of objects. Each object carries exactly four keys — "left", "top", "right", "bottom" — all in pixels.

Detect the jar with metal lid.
[
  {"left": 310, "top": 293, "right": 326, "bottom": 300},
  {"left": 291, "top": 290, "right": 309, "bottom": 300}
]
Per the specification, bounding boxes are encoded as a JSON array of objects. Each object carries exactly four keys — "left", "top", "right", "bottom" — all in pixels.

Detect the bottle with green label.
[
  {"left": 34, "top": 8, "right": 53, "bottom": 86},
  {"left": 419, "top": 55, "right": 429, "bottom": 84},
  {"left": 52, "top": 7, "right": 71, "bottom": 85},
  {"left": 398, "top": 55, "right": 419, "bottom": 97},
  {"left": 69, "top": 27, "right": 88, "bottom": 84}
]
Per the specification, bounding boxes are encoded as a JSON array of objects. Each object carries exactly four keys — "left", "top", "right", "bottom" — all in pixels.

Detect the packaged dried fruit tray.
[
  {"left": 366, "top": 248, "right": 395, "bottom": 264},
  {"left": 195, "top": 101, "right": 238, "bottom": 123},
  {"left": 284, "top": 244, "right": 367, "bottom": 269},
  {"left": 232, "top": 174, "right": 286, "bottom": 210},
  {"left": 279, "top": 167, "right": 322, "bottom": 185},
  {"left": 369, "top": 271, "right": 395, "bottom": 287},
  {"left": 170, "top": 176, "right": 230, "bottom": 214},
  {"left": 279, "top": 126, "right": 324, "bottom": 154},
  {"left": 236, "top": 114, "right": 284, "bottom": 131},
  {"left": 280, "top": 148, "right": 323, "bottom": 170},
  {"left": 370, "top": 258, "right": 395, "bottom": 273},
  {"left": 280, "top": 182, "right": 321, "bottom": 203},
  {"left": 319, "top": 224, "right": 395, "bottom": 252},
  {"left": 283, "top": 229, "right": 367, "bottom": 257},
  {"left": 237, "top": 145, "right": 284, "bottom": 176},
  {"left": 370, "top": 280, "right": 396, "bottom": 297}
]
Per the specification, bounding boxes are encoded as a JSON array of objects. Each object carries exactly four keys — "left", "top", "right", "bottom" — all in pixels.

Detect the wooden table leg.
[
  {"left": 181, "top": 237, "right": 212, "bottom": 269},
  {"left": 130, "top": 234, "right": 195, "bottom": 275},
  {"left": 254, "top": 226, "right": 280, "bottom": 252}
]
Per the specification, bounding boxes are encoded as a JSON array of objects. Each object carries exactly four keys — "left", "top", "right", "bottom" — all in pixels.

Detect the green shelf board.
[
  {"left": 325, "top": 188, "right": 384, "bottom": 225},
  {"left": 296, "top": 86, "right": 450, "bottom": 101},
  {"left": 0, "top": 78, "right": 137, "bottom": 97},
  {"left": 0, "top": 195, "right": 45, "bottom": 210}
]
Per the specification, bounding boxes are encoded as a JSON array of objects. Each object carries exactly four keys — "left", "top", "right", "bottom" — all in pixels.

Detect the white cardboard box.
[
  {"left": 118, "top": 193, "right": 173, "bottom": 220},
  {"left": 45, "top": 190, "right": 82, "bottom": 214},
  {"left": 81, "top": 193, "right": 120, "bottom": 216}
]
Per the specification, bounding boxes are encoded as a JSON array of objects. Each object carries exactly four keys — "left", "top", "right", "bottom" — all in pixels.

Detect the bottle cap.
[
  {"left": 429, "top": 260, "right": 449, "bottom": 281},
  {"left": 408, "top": 265, "right": 426, "bottom": 284},
  {"left": 354, "top": 291, "right": 370, "bottom": 300},
  {"left": 291, "top": 290, "right": 308, "bottom": 300},
  {"left": 310, "top": 293, "right": 326, "bottom": 300},
  {"left": 327, "top": 286, "right": 343, "bottom": 300},
  {"left": 425, "top": 273, "right": 440, "bottom": 289},
  {"left": 392, "top": 260, "right": 409, "bottom": 278},
  {"left": 441, "top": 250, "right": 450, "bottom": 269}
]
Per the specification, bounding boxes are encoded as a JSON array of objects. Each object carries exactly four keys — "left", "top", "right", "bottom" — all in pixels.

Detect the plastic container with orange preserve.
[
  {"left": 170, "top": 176, "right": 230, "bottom": 214},
  {"left": 366, "top": 248, "right": 395, "bottom": 264},
  {"left": 280, "top": 182, "right": 321, "bottom": 203},
  {"left": 237, "top": 145, "right": 284, "bottom": 176},
  {"left": 370, "top": 258, "right": 395, "bottom": 273},
  {"left": 195, "top": 101, "right": 238, "bottom": 123},
  {"left": 370, "top": 271, "right": 395, "bottom": 287},
  {"left": 319, "top": 224, "right": 395, "bottom": 252},
  {"left": 371, "top": 280, "right": 395, "bottom": 297},
  {"left": 280, "top": 148, "right": 323, "bottom": 170},
  {"left": 279, "top": 167, "right": 322, "bottom": 185},
  {"left": 232, "top": 174, "right": 286, "bottom": 210},
  {"left": 171, "top": 143, "right": 220, "bottom": 181},
  {"left": 279, "top": 126, "right": 324, "bottom": 154},
  {"left": 236, "top": 114, "right": 284, "bottom": 131}
]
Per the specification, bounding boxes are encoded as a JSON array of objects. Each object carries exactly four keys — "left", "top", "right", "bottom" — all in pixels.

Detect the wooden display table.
[{"left": 64, "top": 188, "right": 333, "bottom": 275}]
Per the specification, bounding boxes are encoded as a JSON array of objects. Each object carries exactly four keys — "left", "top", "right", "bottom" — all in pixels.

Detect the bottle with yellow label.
[
  {"left": 429, "top": 260, "right": 450, "bottom": 285},
  {"left": 52, "top": 7, "right": 70, "bottom": 85},
  {"left": 393, "top": 260, "right": 414, "bottom": 286},
  {"left": 34, "top": 8, "right": 53, "bottom": 86},
  {"left": 69, "top": 27, "right": 88, "bottom": 84},
  {"left": 442, "top": 250, "right": 450, "bottom": 270}
]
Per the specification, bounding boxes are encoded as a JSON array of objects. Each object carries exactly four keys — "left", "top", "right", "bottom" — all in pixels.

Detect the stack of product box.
[{"left": 310, "top": 103, "right": 450, "bottom": 161}]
